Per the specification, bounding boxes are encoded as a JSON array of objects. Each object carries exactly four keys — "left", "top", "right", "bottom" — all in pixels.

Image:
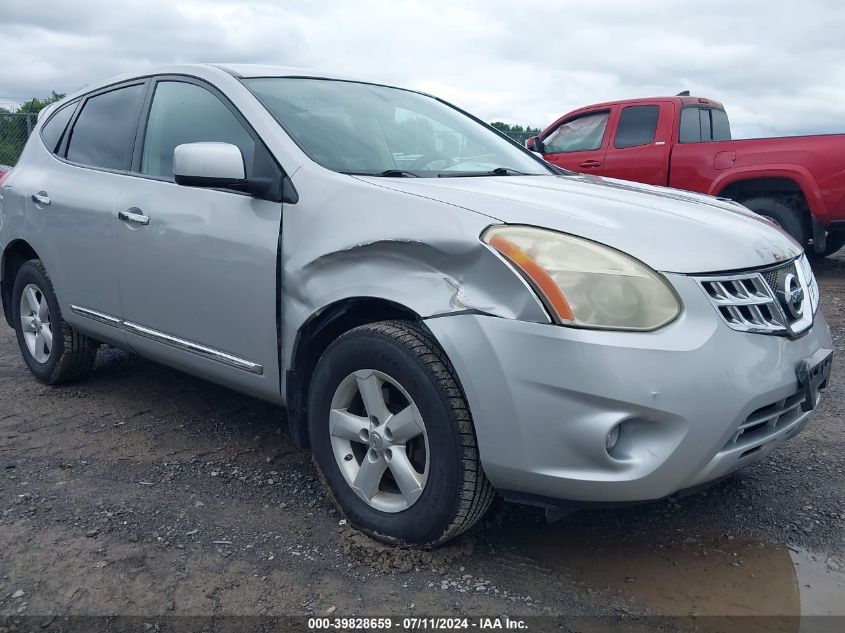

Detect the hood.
[{"left": 355, "top": 174, "right": 801, "bottom": 274}]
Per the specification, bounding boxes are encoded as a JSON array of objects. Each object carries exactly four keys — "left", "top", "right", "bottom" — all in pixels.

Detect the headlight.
[
  {"left": 798, "top": 254, "right": 820, "bottom": 313},
  {"left": 483, "top": 225, "right": 681, "bottom": 330}
]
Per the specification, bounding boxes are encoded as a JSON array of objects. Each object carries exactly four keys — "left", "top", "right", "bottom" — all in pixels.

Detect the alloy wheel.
[
  {"left": 329, "top": 369, "right": 430, "bottom": 513},
  {"left": 19, "top": 283, "right": 53, "bottom": 364}
]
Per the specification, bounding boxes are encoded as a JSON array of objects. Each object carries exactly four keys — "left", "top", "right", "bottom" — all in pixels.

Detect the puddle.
[
  {"left": 507, "top": 519, "right": 845, "bottom": 626},
  {"left": 790, "top": 547, "right": 845, "bottom": 617}
]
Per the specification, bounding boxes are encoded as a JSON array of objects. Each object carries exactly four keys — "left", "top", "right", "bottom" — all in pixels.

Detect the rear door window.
[
  {"left": 614, "top": 105, "right": 659, "bottom": 149},
  {"left": 543, "top": 111, "right": 610, "bottom": 153},
  {"left": 66, "top": 84, "right": 145, "bottom": 170},
  {"left": 40, "top": 102, "right": 78, "bottom": 154}
]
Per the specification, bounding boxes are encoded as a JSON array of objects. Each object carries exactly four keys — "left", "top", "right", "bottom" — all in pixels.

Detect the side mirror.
[
  {"left": 525, "top": 136, "right": 544, "bottom": 154},
  {"left": 173, "top": 142, "right": 246, "bottom": 188}
]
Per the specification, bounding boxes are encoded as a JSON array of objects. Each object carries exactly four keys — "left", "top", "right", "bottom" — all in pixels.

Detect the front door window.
[{"left": 543, "top": 111, "right": 610, "bottom": 153}]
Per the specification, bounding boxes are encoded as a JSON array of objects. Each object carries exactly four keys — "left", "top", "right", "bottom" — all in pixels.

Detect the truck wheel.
[
  {"left": 741, "top": 196, "right": 809, "bottom": 247},
  {"left": 812, "top": 230, "right": 845, "bottom": 258},
  {"left": 11, "top": 259, "right": 99, "bottom": 384},
  {"left": 307, "top": 320, "right": 494, "bottom": 547}
]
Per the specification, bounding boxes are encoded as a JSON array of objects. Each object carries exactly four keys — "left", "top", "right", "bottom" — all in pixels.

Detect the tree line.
[
  {"left": 490, "top": 122, "right": 542, "bottom": 136},
  {"left": 0, "top": 92, "right": 66, "bottom": 165}
]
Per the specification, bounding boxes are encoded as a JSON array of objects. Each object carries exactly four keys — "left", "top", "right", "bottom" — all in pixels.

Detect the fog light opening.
[{"left": 606, "top": 424, "right": 621, "bottom": 454}]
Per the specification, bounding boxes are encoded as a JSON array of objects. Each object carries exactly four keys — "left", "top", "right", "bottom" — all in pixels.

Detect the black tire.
[
  {"left": 11, "top": 259, "right": 99, "bottom": 384},
  {"left": 308, "top": 320, "right": 494, "bottom": 547},
  {"left": 741, "top": 196, "right": 809, "bottom": 247},
  {"left": 810, "top": 230, "right": 845, "bottom": 258}
]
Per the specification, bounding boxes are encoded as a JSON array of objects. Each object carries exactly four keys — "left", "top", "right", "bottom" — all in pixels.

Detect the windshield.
[{"left": 244, "top": 78, "right": 552, "bottom": 177}]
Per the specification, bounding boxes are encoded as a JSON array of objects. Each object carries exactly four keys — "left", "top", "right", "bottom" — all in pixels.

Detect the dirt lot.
[{"left": 1, "top": 253, "right": 844, "bottom": 626}]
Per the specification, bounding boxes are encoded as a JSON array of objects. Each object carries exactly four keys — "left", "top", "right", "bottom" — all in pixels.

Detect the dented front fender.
[{"left": 280, "top": 167, "right": 549, "bottom": 383}]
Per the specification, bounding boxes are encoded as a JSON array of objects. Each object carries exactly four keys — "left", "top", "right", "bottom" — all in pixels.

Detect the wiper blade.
[
  {"left": 343, "top": 169, "right": 419, "bottom": 178},
  {"left": 437, "top": 167, "right": 532, "bottom": 178},
  {"left": 378, "top": 169, "right": 419, "bottom": 177},
  {"left": 490, "top": 167, "right": 528, "bottom": 176}
]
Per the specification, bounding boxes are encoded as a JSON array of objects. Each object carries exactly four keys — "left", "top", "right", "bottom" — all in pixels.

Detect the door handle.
[
  {"left": 118, "top": 209, "right": 150, "bottom": 226},
  {"left": 31, "top": 192, "right": 51, "bottom": 206},
  {"left": 578, "top": 160, "right": 602, "bottom": 168}
]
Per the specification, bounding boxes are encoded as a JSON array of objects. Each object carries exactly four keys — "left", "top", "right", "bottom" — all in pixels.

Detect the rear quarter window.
[
  {"left": 711, "top": 109, "right": 732, "bottom": 141},
  {"left": 679, "top": 106, "right": 732, "bottom": 143},
  {"left": 699, "top": 109, "right": 712, "bottom": 141},
  {"left": 40, "top": 102, "right": 78, "bottom": 154}
]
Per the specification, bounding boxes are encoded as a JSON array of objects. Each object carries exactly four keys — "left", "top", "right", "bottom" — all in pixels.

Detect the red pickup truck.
[{"left": 527, "top": 96, "right": 845, "bottom": 257}]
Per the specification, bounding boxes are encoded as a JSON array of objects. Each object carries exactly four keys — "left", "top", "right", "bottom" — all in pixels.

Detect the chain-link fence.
[{"left": 0, "top": 112, "right": 37, "bottom": 166}]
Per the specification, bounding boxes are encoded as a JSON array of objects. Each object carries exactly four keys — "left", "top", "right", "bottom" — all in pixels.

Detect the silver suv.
[{"left": 0, "top": 65, "right": 833, "bottom": 546}]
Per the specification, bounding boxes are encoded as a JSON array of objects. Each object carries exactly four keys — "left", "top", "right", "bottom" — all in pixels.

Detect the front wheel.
[
  {"left": 741, "top": 196, "right": 809, "bottom": 247},
  {"left": 308, "top": 320, "right": 493, "bottom": 546},
  {"left": 811, "top": 230, "right": 845, "bottom": 258}
]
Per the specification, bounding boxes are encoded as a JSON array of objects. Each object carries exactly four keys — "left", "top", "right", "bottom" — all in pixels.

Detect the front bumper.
[{"left": 425, "top": 273, "right": 833, "bottom": 503}]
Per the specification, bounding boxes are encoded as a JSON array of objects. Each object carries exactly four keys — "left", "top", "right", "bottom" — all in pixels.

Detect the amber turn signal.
[{"left": 488, "top": 234, "right": 575, "bottom": 322}]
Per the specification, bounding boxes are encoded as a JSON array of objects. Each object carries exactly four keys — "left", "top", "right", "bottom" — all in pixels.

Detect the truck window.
[
  {"left": 699, "top": 109, "right": 711, "bottom": 142},
  {"left": 711, "top": 109, "right": 731, "bottom": 141},
  {"left": 679, "top": 107, "right": 732, "bottom": 143},
  {"left": 614, "top": 105, "right": 659, "bottom": 149},
  {"left": 543, "top": 111, "right": 609, "bottom": 153},
  {"left": 679, "top": 107, "right": 701, "bottom": 143}
]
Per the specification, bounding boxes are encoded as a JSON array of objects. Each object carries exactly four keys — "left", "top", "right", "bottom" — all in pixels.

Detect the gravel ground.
[{"left": 1, "top": 252, "right": 843, "bottom": 622}]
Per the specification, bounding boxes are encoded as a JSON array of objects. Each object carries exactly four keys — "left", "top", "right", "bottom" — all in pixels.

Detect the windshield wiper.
[
  {"left": 378, "top": 169, "right": 419, "bottom": 177},
  {"left": 343, "top": 169, "right": 420, "bottom": 178},
  {"left": 489, "top": 167, "right": 529, "bottom": 176},
  {"left": 437, "top": 167, "right": 532, "bottom": 178}
]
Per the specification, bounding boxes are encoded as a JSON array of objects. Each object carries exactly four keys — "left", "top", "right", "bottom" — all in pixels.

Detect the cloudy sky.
[{"left": 1, "top": 0, "right": 843, "bottom": 138}]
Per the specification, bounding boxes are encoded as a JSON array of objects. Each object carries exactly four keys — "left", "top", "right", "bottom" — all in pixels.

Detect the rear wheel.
[
  {"left": 308, "top": 320, "right": 493, "bottom": 546},
  {"left": 741, "top": 196, "right": 809, "bottom": 247},
  {"left": 11, "top": 260, "right": 99, "bottom": 384}
]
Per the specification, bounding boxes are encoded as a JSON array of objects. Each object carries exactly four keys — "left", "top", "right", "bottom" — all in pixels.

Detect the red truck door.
[
  {"left": 538, "top": 108, "right": 612, "bottom": 174},
  {"left": 601, "top": 101, "right": 674, "bottom": 186},
  {"left": 668, "top": 106, "right": 734, "bottom": 194}
]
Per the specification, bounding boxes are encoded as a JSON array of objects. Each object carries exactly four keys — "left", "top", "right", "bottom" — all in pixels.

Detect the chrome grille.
[
  {"left": 698, "top": 271, "right": 789, "bottom": 333},
  {"left": 694, "top": 257, "right": 816, "bottom": 336},
  {"left": 760, "top": 261, "right": 795, "bottom": 296}
]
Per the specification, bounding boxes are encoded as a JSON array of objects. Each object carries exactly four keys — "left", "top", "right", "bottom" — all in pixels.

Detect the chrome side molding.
[
  {"left": 123, "top": 320, "right": 263, "bottom": 374},
  {"left": 69, "top": 305, "right": 263, "bottom": 375},
  {"left": 70, "top": 305, "right": 122, "bottom": 327}
]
